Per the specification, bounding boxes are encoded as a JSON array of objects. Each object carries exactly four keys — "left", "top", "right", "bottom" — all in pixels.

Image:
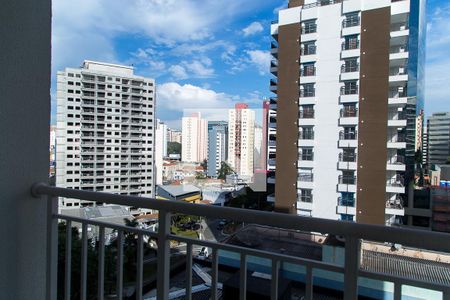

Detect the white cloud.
[
  {"left": 157, "top": 83, "right": 236, "bottom": 111},
  {"left": 168, "top": 65, "right": 188, "bottom": 80},
  {"left": 52, "top": 0, "right": 261, "bottom": 69},
  {"left": 168, "top": 60, "right": 215, "bottom": 80},
  {"left": 246, "top": 50, "right": 271, "bottom": 75},
  {"left": 242, "top": 22, "right": 264, "bottom": 37}
]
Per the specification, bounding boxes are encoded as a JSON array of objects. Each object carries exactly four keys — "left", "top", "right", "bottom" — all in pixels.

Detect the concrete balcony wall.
[{"left": 0, "top": 0, "right": 52, "bottom": 299}]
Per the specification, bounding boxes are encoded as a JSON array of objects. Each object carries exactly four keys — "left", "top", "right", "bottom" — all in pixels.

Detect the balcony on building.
[
  {"left": 340, "top": 81, "right": 359, "bottom": 103},
  {"left": 338, "top": 174, "right": 357, "bottom": 192},
  {"left": 389, "top": 66, "right": 408, "bottom": 83},
  {"left": 298, "top": 172, "right": 314, "bottom": 189},
  {"left": 339, "top": 106, "right": 358, "bottom": 126},
  {"left": 388, "top": 109, "right": 407, "bottom": 127},
  {"left": 387, "top": 155, "right": 406, "bottom": 171},
  {"left": 270, "top": 59, "right": 278, "bottom": 76},
  {"left": 387, "top": 131, "right": 406, "bottom": 148},
  {"left": 385, "top": 195, "right": 405, "bottom": 216},
  {"left": 340, "top": 59, "right": 359, "bottom": 81},
  {"left": 388, "top": 86, "right": 408, "bottom": 105},
  {"left": 339, "top": 128, "right": 358, "bottom": 148},
  {"left": 270, "top": 41, "right": 278, "bottom": 58},
  {"left": 341, "top": 36, "right": 360, "bottom": 59},
  {"left": 342, "top": 13, "right": 361, "bottom": 36},
  {"left": 386, "top": 175, "right": 406, "bottom": 193},
  {"left": 337, "top": 193, "right": 357, "bottom": 215},
  {"left": 338, "top": 150, "right": 357, "bottom": 170},
  {"left": 301, "top": 20, "right": 317, "bottom": 42},
  {"left": 300, "top": 84, "right": 315, "bottom": 102},
  {"left": 269, "top": 78, "right": 278, "bottom": 93},
  {"left": 300, "top": 43, "right": 317, "bottom": 63}
]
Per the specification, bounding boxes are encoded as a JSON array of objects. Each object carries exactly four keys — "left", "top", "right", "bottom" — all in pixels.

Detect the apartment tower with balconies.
[
  {"left": 269, "top": 0, "right": 426, "bottom": 225},
  {"left": 56, "top": 61, "right": 156, "bottom": 207}
]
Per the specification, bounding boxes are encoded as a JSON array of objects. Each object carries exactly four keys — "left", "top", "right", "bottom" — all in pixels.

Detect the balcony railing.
[
  {"left": 301, "top": 24, "right": 317, "bottom": 34},
  {"left": 300, "top": 66, "right": 316, "bottom": 77},
  {"left": 338, "top": 197, "right": 355, "bottom": 207},
  {"left": 342, "top": 40, "right": 359, "bottom": 51},
  {"left": 341, "top": 63, "right": 359, "bottom": 73},
  {"left": 339, "top": 175, "right": 356, "bottom": 185},
  {"left": 301, "top": 46, "right": 317, "bottom": 56},
  {"left": 31, "top": 183, "right": 450, "bottom": 300},
  {"left": 339, "top": 152, "right": 356, "bottom": 162},
  {"left": 340, "top": 108, "right": 358, "bottom": 117},
  {"left": 339, "top": 131, "right": 357, "bottom": 140},
  {"left": 299, "top": 131, "right": 315, "bottom": 140},
  {"left": 386, "top": 197, "right": 404, "bottom": 209},
  {"left": 300, "top": 89, "right": 315, "bottom": 98},
  {"left": 298, "top": 173, "right": 314, "bottom": 182},
  {"left": 342, "top": 17, "right": 360, "bottom": 28},
  {"left": 299, "top": 110, "right": 315, "bottom": 119},
  {"left": 341, "top": 85, "right": 359, "bottom": 95}
]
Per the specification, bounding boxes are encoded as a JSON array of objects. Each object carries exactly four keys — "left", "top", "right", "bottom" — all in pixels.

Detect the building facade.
[
  {"left": 168, "top": 128, "right": 182, "bottom": 144},
  {"left": 155, "top": 119, "right": 168, "bottom": 185},
  {"left": 207, "top": 121, "right": 228, "bottom": 177},
  {"left": 56, "top": 61, "right": 156, "bottom": 207},
  {"left": 270, "top": 0, "right": 426, "bottom": 225},
  {"left": 181, "top": 112, "right": 208, "bottom": 163},
  {"left": 228, "top": 104, "right": 255, "bottom": 178},
  {"left": 427, "top": 112, "right": 450, "bottom": 168}
]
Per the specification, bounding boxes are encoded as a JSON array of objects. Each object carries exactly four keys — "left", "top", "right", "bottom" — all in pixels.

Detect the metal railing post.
[
  {"left": 344, "top": 237, "right": 360, "bottom": 300},
  {"left": 46, "top": 195, "right": 58, "bottom": 300},
  {"left": 157, "top": 210, "right": 171, "bottom": 300}
]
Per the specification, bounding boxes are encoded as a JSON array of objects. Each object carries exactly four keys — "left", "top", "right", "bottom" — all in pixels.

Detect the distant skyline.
[{"left": 51, "top": 0, "right": 449, "bottom": 128}]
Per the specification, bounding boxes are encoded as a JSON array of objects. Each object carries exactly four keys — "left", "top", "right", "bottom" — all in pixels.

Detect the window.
[
  {"left": 301, "top": 20, "right": 317, "bottom": 34},
  {"left": 343, "top": 13, "right": 360, "bottom": 28},
  {"left": 341, "top": 148, "right": 356, "bottom": 162},
  {"left": 300, "top": 84, "right": 315, "bottom": 97},
  {"left": 342, "top": 35, "right": 359, "bottom": 50},
  {"left": 339, "top": 192, "right": 355, "bottom": 207},
  {"left": 342, "top": 59, "right": 359, "bottom": 73},
  {"left": 300, "top": 147, "right": 314, "bottom": 161},
  {"left": 299, "top": 189, "right": 312, "bottom": 203},
  {"left": 341, "top": 81, "right": 358, "bottom": 95},
  {"left": 301, "top": 42, "right": 316, "bottom": 55},
  {"left": 300, "top": 126, "right": 314, "bottom": 140},
  {"left": 340, "top": 214, "right": 354, "bottom": 221}
]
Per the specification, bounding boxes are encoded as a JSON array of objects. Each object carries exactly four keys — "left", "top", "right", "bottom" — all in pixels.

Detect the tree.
[
  {"left": 167, "top": 142, "right": 181, "bottom": 155},
  {"left": 200, "top": 159, "right": 207, "bottom": 170},
  {"left": 217, "top": 161, "right": 234, "bottom": 180},
  {"left": 446, "top": 156, "right": 450, "bottom": 164}
]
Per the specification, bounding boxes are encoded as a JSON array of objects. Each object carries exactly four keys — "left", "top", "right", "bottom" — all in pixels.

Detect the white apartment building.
[
  {"left": 181, "top": 113, "right": 208, "bottom": 163},
  {"left": 270, "top": 0, "right": 425, "bottom": 225},
  {"left": 168, "top": 128, "right": 182, "bottom": 144},
  {"left": 56, "top": 60, "right": 156, "bottom": 208},
  {"left": 228, "top": 104, "right": 255, "bottom": 178},
  {"left": 155, "top": 119, "right": 168, "bottom": 185}
]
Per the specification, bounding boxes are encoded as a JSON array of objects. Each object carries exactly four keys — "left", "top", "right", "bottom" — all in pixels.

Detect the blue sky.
[{"left": 52, "top": 0, "right": 449, "bottom": 129}]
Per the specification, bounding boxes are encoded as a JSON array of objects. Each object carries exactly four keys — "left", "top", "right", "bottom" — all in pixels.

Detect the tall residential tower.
[
  {"left": 270, "top": 0, "right": 426, "bottom": 225},
  {"left": 56, "top": 61, "right": 156, "bottom": 207},
  {"left": 181, "top": 112, "right": 208, "bottom": 163},
  {"left": 228, "top": 104, "right": 255, "bottom": 178},
  {"left": 207, "top": 121, "right": 228, "bottom": 177}
]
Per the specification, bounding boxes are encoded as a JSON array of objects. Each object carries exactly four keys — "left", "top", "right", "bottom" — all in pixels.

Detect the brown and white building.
[{"left": 269, "top": 0, "right": 426, "bottom": 225}]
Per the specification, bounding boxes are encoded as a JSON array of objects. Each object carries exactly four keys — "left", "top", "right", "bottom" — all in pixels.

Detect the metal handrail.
[
  {"left": 32, "top": 183, "right": 450, "bottom": 300},
  {"left": 31, "top": 182, "right": 450, "bottom": 250}
]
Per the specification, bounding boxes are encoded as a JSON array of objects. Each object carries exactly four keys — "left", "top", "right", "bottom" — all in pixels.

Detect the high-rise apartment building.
[
  {"left": 270, "top": 0, "right": 426, "bottom": 225},
  {"left": 427, "top": 112, "right": 450, "bottom": 167},
  {"left": 181, "top": 113, "right": 208, "bottom": 163},
  {"left": 168, "top": 128, "right": 182, "bottom": 144},
  {"left": 207, "top": 121, "right": 228, "bottom": 177},
  {"left": 56, "top": 61, "right": 156, "bottom": 207},
  {"left": 228, "top": 104, "right": 255, "bottom": 178},
  {"left": 155, "top": 119, "right": 168, "bottom": 185}
]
